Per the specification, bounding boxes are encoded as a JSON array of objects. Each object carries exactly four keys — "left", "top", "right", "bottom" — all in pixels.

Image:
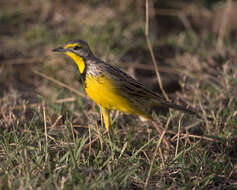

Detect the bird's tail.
[
  {"left": 160, "top": 101, "right": 197, "bottom": 115},
  {"left": 158, "top": 101, "right": 213, "bottom": 121}
]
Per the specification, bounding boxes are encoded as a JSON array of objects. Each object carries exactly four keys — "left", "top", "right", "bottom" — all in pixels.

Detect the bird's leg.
[
  {"left": 83, "top": 107, "right": 111, "bottom": 151},
  {"left": 101, "top": 107, "right": 111, "bottom": 131}
]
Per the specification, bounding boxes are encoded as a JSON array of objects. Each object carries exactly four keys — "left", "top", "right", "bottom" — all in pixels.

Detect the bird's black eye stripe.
[{"left": 73, "top": 45, "right": 81, "bottom": 50}]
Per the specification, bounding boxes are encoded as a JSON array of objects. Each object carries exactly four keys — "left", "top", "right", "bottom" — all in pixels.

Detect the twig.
[
  {"left": 151, "top": 120, "right": 171, "bottom": 150},
  {"left": 145, "top": 0, "right": 170, "bottom": 101},
  {"left": 55, "top": 97, "right": 76, "bottom": 103},
  {"left": 179, "top": 134, "right": 217, "bottom": 142},
  {"left": 145, "top": 116, "right": 171, "bottom": 188},
  {"left": 216, "top": 0, "right": 232, "bottom": 51},
  {"left": 34, "top": 70, "right": 86, "bottom": 98}
]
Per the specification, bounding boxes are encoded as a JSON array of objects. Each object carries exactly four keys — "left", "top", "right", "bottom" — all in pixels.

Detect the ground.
[{"left": 0, "top": 0, "right": 237, "bottom": 189}]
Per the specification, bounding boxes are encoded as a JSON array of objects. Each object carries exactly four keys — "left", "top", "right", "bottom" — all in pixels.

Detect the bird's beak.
[{"left": 52, "top": 46, "right": 66, "bottom": 52}]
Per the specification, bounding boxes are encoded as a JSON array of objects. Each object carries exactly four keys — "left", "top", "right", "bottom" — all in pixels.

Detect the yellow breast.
[{"left": 85, "top": 75, "right": 134, "bottom": 113}]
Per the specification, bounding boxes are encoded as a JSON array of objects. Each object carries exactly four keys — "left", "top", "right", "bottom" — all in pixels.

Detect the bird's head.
[
  {"left": 52, "top": 40, "right": 92, "bottom": 58},
  {"left": 52, "top": 40, "right": 93, "bottom": 73}
]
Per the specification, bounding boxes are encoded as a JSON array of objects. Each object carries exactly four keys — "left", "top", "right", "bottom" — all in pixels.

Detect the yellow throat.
[{"left": 66, "top": 52, "right": 85, "bottom": 73}]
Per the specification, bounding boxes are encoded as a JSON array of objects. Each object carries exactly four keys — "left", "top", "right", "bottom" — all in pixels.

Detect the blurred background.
[{"left": 1, "top": 0, "right": 237, "bottom": 189}]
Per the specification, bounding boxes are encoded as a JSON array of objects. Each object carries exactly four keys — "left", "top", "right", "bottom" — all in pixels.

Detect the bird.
[{"left": 52, "top": 39, "right": 197, "bottom": 130}]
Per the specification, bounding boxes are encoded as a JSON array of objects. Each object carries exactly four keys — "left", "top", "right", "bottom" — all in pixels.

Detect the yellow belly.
[{"left": 85, "top": 75, "right": 135, "bottom": 114}]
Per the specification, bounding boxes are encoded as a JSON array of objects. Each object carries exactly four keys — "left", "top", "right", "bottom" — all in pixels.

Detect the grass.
[{"left": 1, "top": 0, "right": 237, "bottom": 189}]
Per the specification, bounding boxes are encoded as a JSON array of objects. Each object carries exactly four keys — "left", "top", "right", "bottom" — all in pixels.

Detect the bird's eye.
[{"left": 73, "top": 45, "right": 81, "bottom": 50}]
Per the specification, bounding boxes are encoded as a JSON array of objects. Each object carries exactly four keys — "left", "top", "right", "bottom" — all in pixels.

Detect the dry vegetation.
[{"left": 0, "top": 0, "right": 237, "bottom": 189}]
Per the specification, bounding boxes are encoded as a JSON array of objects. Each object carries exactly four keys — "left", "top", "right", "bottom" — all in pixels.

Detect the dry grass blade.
[
  {"left": 55, "top": 97, "right": 76, "bottom": 103},
  {"left": 83, "top": 130, "right": 109, "bottom": 151},
  {"left": 175, "top": 116, "right": 183, "bottom": 156},
  {"left": 151, "top": 120, "right": 171, "bottom": 150},
  {"left": 145, "top": 0, "right": 170, "bottom": 102},
  {"left": 179, "top": 134, "right": 218, "bottom": 142},
  {"left": 50, "top": 115, "right": 62, "bottom": 129},
  {"left": 34, "top": 70, "right": 86, "bottom": 98},
  {"left": 118, "top": 142, "right": 128, "bottom": 159},
  {"left": 145, "top": 116, "right": 171, "bottom": 188},
  {"left": 42, "top": 101, "right": 48, "bottom": 162},
  {"left": 216, "top": 0, "right": 232, "bottom": 51},
  {"left": 70, "top": 122, "right": 76, "bottom": 145}
]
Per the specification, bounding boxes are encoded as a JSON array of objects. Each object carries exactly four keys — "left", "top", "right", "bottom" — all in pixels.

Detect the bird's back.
[{"left": 84, "top": 58, "right": 165, "bottom": 119}]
